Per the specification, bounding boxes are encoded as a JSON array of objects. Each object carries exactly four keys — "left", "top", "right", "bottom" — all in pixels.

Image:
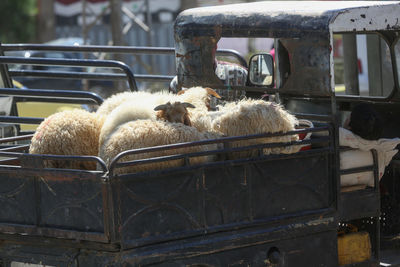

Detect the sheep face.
[
  {"left": 178, "top": 87, "right": 221, "bottom": 111},
  {"left": 154, "top": 102, "right": 195, "bottom": 126}
]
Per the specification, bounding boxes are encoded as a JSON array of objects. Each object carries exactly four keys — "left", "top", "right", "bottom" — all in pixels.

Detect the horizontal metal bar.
[
  {"left": 109, "top": 126, "right": 332, "bottom": 171},
  {"left": 340, "top": 165, "right": 374, "bottom": 175},
  {"left": 0, "top": 164, "right": 105, "bottom": 179},
  {"left": 0, "top": 56, "right": 138, "bottom": 91},
  {"left": 0, "top": 87, "right": 104, "bottom": 105},
  {"left": 114, "top": 137, "right": 330, "bottom": 169},
  {"left": 0, "top": 116, "right": 43, "bottom": 125},
  {"left": 0, "top": 144, "right": 29, "bottom": 152},
  {"left": 10, "top": 70, "right": 174, "bottom": 83},
  {"left": 116, "top": 147, "right": 332, "bottom": 179},
  {"left": 292, "top": 112, "right": 334, "bottom": 122},
  {"left": 2, "top": 44, "right": 176, "bottom": 54},
  {"left": 135, "top": 74, "right": 174, "bottom": 82},
  {"left": 115, "top": 126, "right": 331, "bottom": 156},
  {"left": 0, "top": 134, "right": 33, "bottom": 143},
  {"left": 0, "top": 223, "right": 108, "bottom": 243},
  {"left": 13, "top": 97, "right": 100, "bottom": 105},
  {"left": 18, "top": 153, "right": 108, "bottom": 172},
  {"left": 2, "top": 44, "right": 246, "bottom": 68}
]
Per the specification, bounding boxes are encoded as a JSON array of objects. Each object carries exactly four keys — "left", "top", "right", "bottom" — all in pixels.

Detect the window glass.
[{"left": 333, "top": 33, "right": 393, "bottom": 97}]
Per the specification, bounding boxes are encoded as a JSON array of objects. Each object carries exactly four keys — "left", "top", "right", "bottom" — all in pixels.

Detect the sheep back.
[
  {"left": 96, "top": 91, "right": 176, "bottom": 116},
  {"left": 212, "top": 99, "right": 300, "bottom": 158},
  {"left": 29, "top": 109, "right": 104, "bottom": 170},
  {"left": 98, "top": 100, "right": 157, "bottom": 151},
  {"left": 100, "top": 119, "right": 216, "bottom": 175}
]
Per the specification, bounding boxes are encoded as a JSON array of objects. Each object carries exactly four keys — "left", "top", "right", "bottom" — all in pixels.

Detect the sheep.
[
  {"left": 96, "top": 87, "right": 221, "bottom": 117},
  {"left": 177, "top": 86, "right": 221, "bottom": 111},
  {"left": 29, "top": 109, "right": 105, "bottom": 170},
  {"left": 96, "top": 91, "right": 174, "bottom": 116},
  {"left": 98, "top": 100, "right": 196, "bottom": 159},
  {"left": 188, "top": 98, "right": 301, "bottom": 158},
  {"left": 154, "top": 101, "right": 195, "bottom": 126},
  {"left": 100, "top": 119, "right": 219, "bottom": 175}
]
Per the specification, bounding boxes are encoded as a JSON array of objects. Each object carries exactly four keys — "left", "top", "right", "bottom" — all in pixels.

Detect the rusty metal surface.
[
  {"left": 175, "top": 1, "right": 400, "bottom": 38},
  {"left": 174, "top": 1, "right": 400, "bottom": 94},
  {"left": 0, "top": 152, "right": 110, "bottom": 244},
  {"left": 112, "top": 149, "right": 335, "bottom": 249}
]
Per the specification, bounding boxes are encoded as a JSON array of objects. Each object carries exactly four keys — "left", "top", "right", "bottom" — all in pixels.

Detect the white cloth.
[{"left": 339, "top": 127, "right": 400, "bottom": 187}]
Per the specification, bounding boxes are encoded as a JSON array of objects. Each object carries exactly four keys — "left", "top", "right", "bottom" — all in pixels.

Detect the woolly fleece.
[
  {"left": 211, "top": 99, "right": 300, "bottom": 158},
  {"left": 29, "top": 109, "right": 104, "bottom": 170},
  {"left": 100, "top": 119, "right": 217, "bottom": 174}
]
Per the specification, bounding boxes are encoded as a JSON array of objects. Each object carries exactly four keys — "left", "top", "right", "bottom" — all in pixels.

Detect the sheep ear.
[
  {"left": 205, "top": 87, "right": 221, "bottom": 99},
  {"left": 154, "top": 104, "right": 169, "bottom": 111},
  {"left": 177, "top": 90, "right": 186, "bottom": 95},
  {"left": 182, "top": 102, "right": 195, "bottom": 109}
]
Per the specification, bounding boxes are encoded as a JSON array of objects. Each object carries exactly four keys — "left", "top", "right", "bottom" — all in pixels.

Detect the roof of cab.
[{"left": 175, "top": 1, "right": 400, "bottom": 38}]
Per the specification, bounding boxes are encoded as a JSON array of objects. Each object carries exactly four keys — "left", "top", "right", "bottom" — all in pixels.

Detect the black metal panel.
[
  {"left": 146, "top": 231, "right": 338, "bottom": 267},
  {"left": 0, "top": 166, "right": 109, "bottom": 243},
  {"left": 251, "top": 156, "right": 331, "bottom": 219},
  {"left": 117, "top": 221, "right": 338, "bottom": 266},
  {"left": 0, "top": 174, "right": 36, "bottom": 225},
  {"left": 39, "top": 176, "right": 105, "bottom": 233},
  {"left": 114, "top": 153, "right": 334, "bottom": 248},
  {"left": 114, "top": 170, "right": 202, "bottom": 247},
  {"left": 339, "top": 189, "right": 380, "bottom": 221},
  {"left": 204, "top": 165, "right": 250, "bottom": 226}
]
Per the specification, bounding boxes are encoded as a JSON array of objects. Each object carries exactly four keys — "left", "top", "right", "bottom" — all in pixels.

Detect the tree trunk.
[
  {"left": 110, "top": 0, "right": 126, "bottom": 92},
  {"left": 37, "top": 0, "right": 55, "bottom": 43}
]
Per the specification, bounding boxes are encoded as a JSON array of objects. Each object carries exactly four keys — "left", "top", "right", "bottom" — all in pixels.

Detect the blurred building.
[{"left": 50, "top": 0, "right": 271, "bottom": 78}]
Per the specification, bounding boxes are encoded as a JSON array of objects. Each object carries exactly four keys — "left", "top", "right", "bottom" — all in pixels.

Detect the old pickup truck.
[{"left": 1, "top": 1, "right": 400, "bottom": 266}]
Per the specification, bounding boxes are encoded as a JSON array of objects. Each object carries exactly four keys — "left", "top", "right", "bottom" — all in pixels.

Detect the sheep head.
[
  {"left": 177, "top": 87, "right": 221, "bottom": 110},
  {"left": 154, "top": 101, "right": 195, "bottom": 126}
]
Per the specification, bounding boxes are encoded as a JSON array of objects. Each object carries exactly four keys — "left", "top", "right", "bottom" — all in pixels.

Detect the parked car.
[
  {"left": 8, "top": 37, "right": 113, "bottom": 94},
  {"left": 8, "top": 38, "right": 88, "bottom": 91}
]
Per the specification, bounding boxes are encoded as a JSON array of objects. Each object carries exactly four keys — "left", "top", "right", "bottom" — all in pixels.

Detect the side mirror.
[{"left": 248, "top": 53, "right": 274, "bottom": 87}]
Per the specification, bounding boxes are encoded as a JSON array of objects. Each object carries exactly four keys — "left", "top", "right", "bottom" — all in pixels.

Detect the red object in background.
[
  {"left": 297, "top": 120, "right": 313, "bottom": 151},
  {"left": 357, "top": 59, "right": 362, "bottom": 74}
]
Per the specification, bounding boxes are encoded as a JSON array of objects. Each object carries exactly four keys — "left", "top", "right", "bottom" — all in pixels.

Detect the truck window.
[{"left": 333, "top": 33, "right": 394, "bottom": 97}]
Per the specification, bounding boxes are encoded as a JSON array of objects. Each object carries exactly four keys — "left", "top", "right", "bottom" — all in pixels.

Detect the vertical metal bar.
[
  {"left": 247, "top": 165, "right": 253, "bottom": 222},
  {"left": 331, "top": 92, "right": 339, "bottom": 211},
  {"left": 0, "top": 44, "right": 13, "bottom": 88},
  {"left": 371, "top": 149, "right": 379, "bottom": 191},
  {"left": 34, "top": 176, "right": 42, "bottom": 227},
  {"left": 367, "top": 34, "right": 383, "bottom": 96},
  {"left": 102, "top": 179, "right": 112, "bottom": 242},
  {"left": 200, "top": 169, "right": 207, "bottom": 228},
  {"left": 343, "top": 33, "right": 360, "bottom": 95},
  {"left": 371, "top": 149, "right": 380, "bottom": 261}
]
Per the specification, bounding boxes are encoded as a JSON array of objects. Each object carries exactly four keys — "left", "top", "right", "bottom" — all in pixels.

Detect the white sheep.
[
  {"left": 95, "top": 87, "right": 221, "bottom": 116},
  {"left": 29, "top": 109, "right": 105, "bottom": 170},
  {"left": 100, "top": 119, "right": 218, "bottom": 174},
  {"left": 188, "top": 98, "right": 301, "bottom": 158},
  {"left": 98, "top": 100, "right": 196, "bottom": 159},
  {"left": 96, "top": 91, "right": 174, "bottom": 116},
  {"left": 177, "top": 86, "right": 221, "bottom": 111}
]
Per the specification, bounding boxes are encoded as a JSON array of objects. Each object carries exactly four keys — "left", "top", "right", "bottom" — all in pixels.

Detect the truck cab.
[
  {"left": 0, "top": 1, "right": 399, "bottom": 266},
  {"left": 174, "top": 1, "right": 400, "bottom": 265}
]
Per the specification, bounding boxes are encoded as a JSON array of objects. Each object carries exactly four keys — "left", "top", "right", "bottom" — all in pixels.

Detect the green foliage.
[{"left": 0, "top": 0, "right": 37, "bottom": 43}]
